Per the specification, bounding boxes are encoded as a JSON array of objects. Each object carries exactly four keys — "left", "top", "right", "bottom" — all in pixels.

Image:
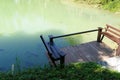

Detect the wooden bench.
[
  {"left": 97, "top": 24, "right": 120, "bottom": 56},
  {"left": 40, "top": 35, "right": 65, "bottom": 68}
]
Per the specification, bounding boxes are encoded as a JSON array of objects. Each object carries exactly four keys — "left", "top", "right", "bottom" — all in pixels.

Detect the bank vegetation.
[{"left": 74, "top": 0, "right": 120, "bottom": 12}]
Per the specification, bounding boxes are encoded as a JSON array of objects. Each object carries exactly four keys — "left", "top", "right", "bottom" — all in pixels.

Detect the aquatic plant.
[{"left": 15, "top": 56, "right": 21, "bottom": 74}]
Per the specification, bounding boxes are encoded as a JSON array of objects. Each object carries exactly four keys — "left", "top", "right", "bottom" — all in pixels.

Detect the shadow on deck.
[
  {"left": 40, "top": 27, "right": 120, "bottom": 71},
  {"left": 60, "top": 41, "right": 114, "bottom": 65}
]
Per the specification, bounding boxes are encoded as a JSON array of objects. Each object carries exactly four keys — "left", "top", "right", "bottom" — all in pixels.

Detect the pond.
[{"left": 0, "top": 0, "right": 120, "bottom": 71}]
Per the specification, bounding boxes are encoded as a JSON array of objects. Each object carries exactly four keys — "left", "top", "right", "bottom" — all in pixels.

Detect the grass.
[
  {"left": 102, "top": 0, "right": 120, "bottom": 12},
  {"left": 74, "top": 0, "right": 101, "bottom": 4},
  {"left": 0, "top": 62, "right": 120, "bottom": 80},
  {"left": 74, "top": 0, "right": 120, "bottom": 12}
]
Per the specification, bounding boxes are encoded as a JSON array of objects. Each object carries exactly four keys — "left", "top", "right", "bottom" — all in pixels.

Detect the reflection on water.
[
  {"left": 0, "top": 33, "right": 47, "bottom": 71},
  {"left": 0, "top": 0, "right": 120, "bottom": 71},
  {"left": 1, "top": 0, "right": 120, "bottom": 35},
  {"left": 0, "top": 30, "right": 69, "bottom": 71}
]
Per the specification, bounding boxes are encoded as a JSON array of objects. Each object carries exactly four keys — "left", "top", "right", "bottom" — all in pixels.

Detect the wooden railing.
[
  {"left": 40, "top": 35, "right": 65, "bottom": 68},
  {"left": 40, "top": 27, "right": 103, "bottom": 67},
  {"left": 49, "top": 28, "right": 100, "bottom": 44}
]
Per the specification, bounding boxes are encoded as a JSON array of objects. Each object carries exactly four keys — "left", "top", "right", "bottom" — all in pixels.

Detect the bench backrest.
[{"left": 105, "top": 24, "right": 120, "bottom": 38}]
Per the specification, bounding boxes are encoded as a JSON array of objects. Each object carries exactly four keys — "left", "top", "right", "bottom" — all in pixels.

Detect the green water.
[
  {"left": 1, "top": 0, "right": 120, "bottom": 35},
  {"left": 0, "top": 0, "right": 120, "bottom": 71}
]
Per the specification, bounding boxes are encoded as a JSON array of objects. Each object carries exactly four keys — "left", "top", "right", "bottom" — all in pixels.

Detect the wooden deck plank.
[
  {"left": 60, "top": 41, "right": 114, "bottom": 65},
  {"left": 89, "top": 41, "right": 114, "bottom": 56},
  {"left": 72, "top": 46, "right": 88, "bottom": 62},
  {"left": 79, "top": 43, "right": 100, "bottom": 61}
]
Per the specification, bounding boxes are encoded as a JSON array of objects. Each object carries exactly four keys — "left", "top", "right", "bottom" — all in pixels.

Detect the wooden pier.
[
  {"left": 40, "top": 25, "right": 120, "bottom": 68},
  {"left": 60, "top": 41, "right": 114, "bottom": 65}
]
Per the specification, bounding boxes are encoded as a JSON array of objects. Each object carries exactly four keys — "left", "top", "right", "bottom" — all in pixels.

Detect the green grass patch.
[
  {"left": 74, "top": 0, "right": 120, "bottom": 12},
  {"left": 102, "top": 0, "right": 120, "bottom": 12},
  {"left": 0, "top": 62, "right": 120, "bottom": 80},
  {"left": 74, "top": 0, "right": 101, "bottom": 4}
]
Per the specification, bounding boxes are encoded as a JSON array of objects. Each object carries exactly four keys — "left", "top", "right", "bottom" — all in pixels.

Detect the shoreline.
[{"left": 61, "top": 0, "right": 120, "bottom": 16}]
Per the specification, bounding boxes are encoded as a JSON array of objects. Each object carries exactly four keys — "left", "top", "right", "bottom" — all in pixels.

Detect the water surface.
[{"left": 0, "top": 0, "right": 120, "bottom": 71}]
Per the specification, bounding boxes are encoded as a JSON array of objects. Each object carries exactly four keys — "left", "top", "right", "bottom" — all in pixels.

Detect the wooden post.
[
  {"left": 97, "top": 27, "right": 103, "bottom": 42},
  {"left": 48, "top": 35, "right": 54, "bottom": 45},
  {"left": 60, "top": 56, "right": 65, "bottom": 68},
  {"left": 40, "top": 35, "right": 50, "bottom": 53},
  {"left": 116, "top": 45, "right": 120, "bottom": 56},
  {"left": 40, "top": 35, "right": 57, "bottom": 67}
]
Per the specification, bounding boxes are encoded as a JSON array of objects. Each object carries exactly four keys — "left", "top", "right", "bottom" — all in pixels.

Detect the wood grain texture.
[{"left": 60, "top": 41, "right": 114, "bottom": 65}]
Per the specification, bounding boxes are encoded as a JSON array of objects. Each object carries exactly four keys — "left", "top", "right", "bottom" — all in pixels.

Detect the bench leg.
[
  {"left": 100, "top": 35, "right": 104, "bottom": 42},
  {"left": 51, "top": 58, "right": 57, "bottom": 67},
  {"left": 116, "top": 45, "right": 120, "bottom": 56},
  {"left": 48, "top": 53, "right": 57, "bottom": 67},
  {"left": 60, "top": 56, "right": 65, "bottom": 68}
]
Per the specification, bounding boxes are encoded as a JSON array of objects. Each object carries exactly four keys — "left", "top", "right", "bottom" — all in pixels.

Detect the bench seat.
[
  {"left": 99, "top": 24, "right": 120, "bottom": 56},
  {"left": 40, "top": 35, "right": 65, "bottom": 67},
  {"left": 102, "top": 32, "right": 120, "bottom": 45},
  {"left": 48, "top": 42, "right": 65, "bottom": 60}
]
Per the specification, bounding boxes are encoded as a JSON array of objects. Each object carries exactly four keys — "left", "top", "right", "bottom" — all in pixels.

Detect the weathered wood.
[
  {"left": 48, "top": 35, "right": 54, "bottom": 44},
  {"left": 60, "top": 56, "right": 65, "bottom": 68},
  {"left": 107, "top": 29, "right": 120, "bottom": 37},
  {"left": 102, "top": 32, "right": 120, "bottom": 44},
  {"left": 106, "top": 24, "right": 120, "bottom": 32},
  {"left": 97, "top": 27, "right": 103, "bottom": 42},
  {"left": 101, "top": 24, "right": 120, "bottom": 45},
  {"left": 48, "top": 42, "right": 60, "bottom": 59},
  {"left": 40, "top": 35, "right": 65, "bottom": 68},
  {"left": 40, "top": 35, "right": 52, "bottom": 54},
  {"left": 40, "top": 35, "right": 57, "bottom": 66},
  {"left": 60, "top": 41, "right": 114, "bottom": 65},
  {"left": 41, "top": 25, "right": 119, "bottom": 67},
  {"left": 49, "top": 29, "right": 98, "bottom": 43},
  {"left": 89, "top": 41, "right": 113, "bottom": 56},
  {"left": 100, "top": 24, "right": 120, "bottom": 56},
  {"left": 116, "top": 45, "right": 120, "bottom": 56}
]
